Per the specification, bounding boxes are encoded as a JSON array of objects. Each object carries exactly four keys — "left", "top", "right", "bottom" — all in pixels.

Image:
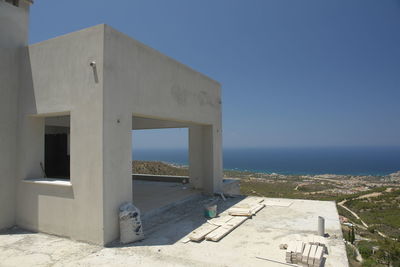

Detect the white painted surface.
[
  {"left": 102, "top": 25, "right": 222, "bottom": 243},
  {"left": 2, "top": 20, "right": 222, "bottom": 245},
  {"left": 23, "top": 178, "right": 72, "bottom": 187},
  {"left": 16, "top": 25, "right": 105, "bottom": 244},
  {"left": 0, "top": 0, "right": 30, "bottom": 230}
]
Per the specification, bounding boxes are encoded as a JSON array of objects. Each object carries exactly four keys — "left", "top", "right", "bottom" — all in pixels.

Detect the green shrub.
[
  {"left": 361, "top": 258, "right": 379, "bottom": 267},
  {"left": 358, "top": 245, "right": 373, "bottom": 259}
]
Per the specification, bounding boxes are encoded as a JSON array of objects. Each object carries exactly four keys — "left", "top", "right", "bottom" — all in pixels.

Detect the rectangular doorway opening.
[
  {"left": 132, "top": 128, "right": 189, "bottom": 179},
  {"left": 131, "top": 118, "right": 200, "bottom": 216}
]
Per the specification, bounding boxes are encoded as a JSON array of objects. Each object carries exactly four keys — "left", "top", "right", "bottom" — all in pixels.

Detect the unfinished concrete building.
[{"left": 0, "top": 0, "right": 224, "bottom": 245}]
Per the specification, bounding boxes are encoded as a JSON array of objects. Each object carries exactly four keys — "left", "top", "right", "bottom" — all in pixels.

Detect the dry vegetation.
[{"left": 132, "top": 160, "right": 188, "bottom": 176}]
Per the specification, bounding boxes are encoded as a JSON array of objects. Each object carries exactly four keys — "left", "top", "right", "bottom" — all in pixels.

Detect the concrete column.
[
  {"left": 0, "top": 50, "right": 20, "bottom": 228},
  {"left": 102, "top": 112, "right": 133, "bottom": 244},
  {"left": 68, "top": 109, "right": 104, "bottom": 244},
  {"left": 189, "top": 125, "right": 222, "bottom": 194},
  {"left": 0, "top": 1, "right": 30, "bottom": 229}
]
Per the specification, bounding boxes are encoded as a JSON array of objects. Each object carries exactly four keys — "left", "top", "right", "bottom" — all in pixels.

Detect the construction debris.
[
  {"left": 119, "top": 203, "right": 144, "bottom": 244},
  {"left": 205, "top": 216, "right": 248, "bottom": 241},
  {"left": 215, "top": 192, "right": 226, "bottom": 201},
  {"left": 227, "top": 207, "right": 253, "bottom": 216},
  {"left": 187, "top": 197, "right": 265, "bottom": 242},
  {"left": 188, "top": 223, "right": 219, "bottom": 242},
  {"left": 227, "top": 197, "right": 265, "bottom": 217},
  {"left": 283, "top": 240, "right": 327, "bottom": 267},
  {"left": 279, "top": 243, "right": 288, "bottom": 250},
  {"left": 207, "top": 215, "right": 233, "bottom": 226}
]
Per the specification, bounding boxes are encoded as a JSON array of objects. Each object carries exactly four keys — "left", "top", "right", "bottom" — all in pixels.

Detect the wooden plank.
[
  {"left": 229, "top": 203, "right": 265, "bottom": 216},
  {"left": 250, "top": 203, "right": 265, "bottom": 215},
  {"left": 308, "top": 245, "right": 318, "bottom": 266},
  {"left": 302, "top": 244, "right": 311, "bottom": 265},
  {"left": 228, "top": 207, "right": 252, "bottom": 216},
  {"left": 180, "top": 236, "right": 191, "bottom": 243},
  {"left": 207, "top": 216, "right": 234, "bottom": 226},
  {"left": 205, "top": 216, "right": 248, "bottom": 242},
  {"left": 188, "top": 223, "right": 219, "bottom": 241},
  {"left": 295, "top": 241, "right": 305, "bottom": 263},
  {"left": 313, "top": 246, "right": 324, "bottom": 267}
]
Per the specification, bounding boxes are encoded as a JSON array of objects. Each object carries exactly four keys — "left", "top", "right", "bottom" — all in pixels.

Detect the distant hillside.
[{"left": 132, "top": 160, "right": 188, "bottom": 176}]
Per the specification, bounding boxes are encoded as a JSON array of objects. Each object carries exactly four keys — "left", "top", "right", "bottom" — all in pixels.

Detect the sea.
[{"left": 132, "top": 147, "right": 400, "bottom": 176}]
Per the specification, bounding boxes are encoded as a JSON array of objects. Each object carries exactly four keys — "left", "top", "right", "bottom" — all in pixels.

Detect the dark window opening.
[{"left": 44, "top": 116, "right": 70, "bottom": 179}]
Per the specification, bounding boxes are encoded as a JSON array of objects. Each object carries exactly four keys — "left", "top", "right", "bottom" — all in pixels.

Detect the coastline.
[
  {"left": 162, "top": 161, "right": 400, "bottom": 178},
  {"left": 133, "top": 146, "right": 400, "bottom": 177}
]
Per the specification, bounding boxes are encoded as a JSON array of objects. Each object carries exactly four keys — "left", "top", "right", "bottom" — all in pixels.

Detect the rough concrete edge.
[
  {"left": 100, "top": 24, "right": 108, "bottom": 246},
  {"left": 29, "top": 24, "right": 106, "bottom": 47},
  {"left": 331, "top": 199, "right": 350, "bottom": 266}
]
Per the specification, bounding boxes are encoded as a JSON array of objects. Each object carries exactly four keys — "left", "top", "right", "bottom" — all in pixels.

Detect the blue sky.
[{"left": 30, "top": 0, "right": 400, "bottom": 149}]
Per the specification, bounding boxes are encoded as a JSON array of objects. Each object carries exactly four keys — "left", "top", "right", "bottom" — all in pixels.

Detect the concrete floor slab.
[
  {"left": 0, "top": 197, "right": 348, "bottom": 267},
  {"left": 132, "top": 180, "right": 201, "bottom": 215}
]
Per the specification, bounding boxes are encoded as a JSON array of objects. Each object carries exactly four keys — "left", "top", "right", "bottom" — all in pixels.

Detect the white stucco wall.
[
  {"left": 102, "top": 25, "right": 222, "bottom": 243},
  {"left": 0, "top": 0, "right": 30, "bottom": 230},
  {"left": 103, "top": 26, "right": 221, "bottom": 125},
  {"left": 16, "top": 25, "right": 106, "bottom": 244},
  {"left": 9, "top": 23, "right": 222, "bottom": 245}
]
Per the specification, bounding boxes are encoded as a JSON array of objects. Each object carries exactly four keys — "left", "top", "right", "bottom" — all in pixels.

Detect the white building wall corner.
[{"left": 0, "top": 0, "right": 30, "bottom": 230}]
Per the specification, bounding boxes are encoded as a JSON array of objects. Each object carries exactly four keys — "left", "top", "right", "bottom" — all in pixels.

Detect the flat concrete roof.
[{"left": 0, "top": 196, "right": 348, "bottom": 267}]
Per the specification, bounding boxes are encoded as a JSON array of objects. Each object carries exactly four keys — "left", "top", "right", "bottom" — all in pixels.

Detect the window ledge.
[{"left": 23, "top": 178, "right": 72, "bottom": 187}]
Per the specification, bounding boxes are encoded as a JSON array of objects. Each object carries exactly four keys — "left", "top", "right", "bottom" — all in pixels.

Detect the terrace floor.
[
  {"left": 0, "top": 189, "right": 348, "bottom": 267},
  {"left": 132, "top": 180, "right": 200, "bottom": 216}
]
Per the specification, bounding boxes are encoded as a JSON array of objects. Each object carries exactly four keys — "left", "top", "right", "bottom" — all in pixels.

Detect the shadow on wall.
[
  {"left": 16, "top": 47, "right": 76, "bottom": 233},
  {"left": 20, "top": 47, "right": 37, "bottom": 116}
]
